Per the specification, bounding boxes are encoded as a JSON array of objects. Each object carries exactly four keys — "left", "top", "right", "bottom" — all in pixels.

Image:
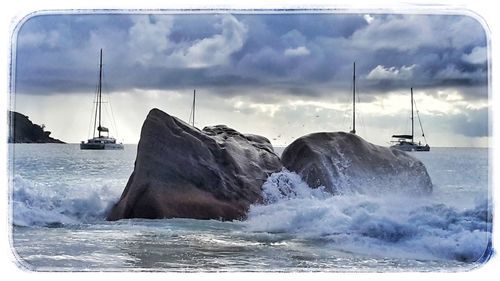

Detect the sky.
[{"left": 11, "top": 12, "right": 490, "bottom": 147}]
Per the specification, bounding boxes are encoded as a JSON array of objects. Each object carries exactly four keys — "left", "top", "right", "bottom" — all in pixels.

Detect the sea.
[{"left": 9, "top": 144, "right": 492, "bottom": 272}]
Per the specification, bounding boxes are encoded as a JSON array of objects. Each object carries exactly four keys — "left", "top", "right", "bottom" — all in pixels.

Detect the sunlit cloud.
[
  {"left": 367, "top": 64, "right": 416, "bottom": 80},
  {"left": 363, "top": 14, "right": 374, "bottom": 24},
  {"left": 284, "top": 46, "right": 311, "bottom": 57},
  {"left": 461, "top": 46, "right": 487, "bottom": 64}
]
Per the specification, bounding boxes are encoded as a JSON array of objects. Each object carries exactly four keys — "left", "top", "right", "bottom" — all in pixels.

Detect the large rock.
[
  {"left": 107, "top": 108, "right": 282, "bottom": 221},
  {"left": 281, "top": 132, "right": 432, "bottom": 195}
]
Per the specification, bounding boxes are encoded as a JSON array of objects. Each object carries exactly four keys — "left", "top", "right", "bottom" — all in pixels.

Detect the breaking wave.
[
  {"left": 246, "top": 169, "right": 492, "bottom": 263},
  {"left": 12, "top": 175, "right": 121, "bottom": 227}
]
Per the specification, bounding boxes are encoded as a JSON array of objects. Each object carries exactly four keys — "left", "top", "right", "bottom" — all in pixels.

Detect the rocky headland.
[{"left": 8, "top": 111, "right": 64, "bottom": 143}]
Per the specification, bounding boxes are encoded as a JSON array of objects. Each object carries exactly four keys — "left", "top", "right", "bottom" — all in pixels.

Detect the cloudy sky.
[{"left": 12, "top": 12, "right": 489, "bottom": 147}]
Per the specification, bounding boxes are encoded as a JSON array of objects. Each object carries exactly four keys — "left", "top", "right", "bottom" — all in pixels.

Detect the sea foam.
[
  {"left": 246, "top": 169, "right": 492, "bottom": 263},
  {"left": 12, "top": 175, "right": 120, "bottom": 227}
]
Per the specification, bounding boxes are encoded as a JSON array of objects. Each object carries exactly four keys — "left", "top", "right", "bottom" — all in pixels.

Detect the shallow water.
[
  {"left": 13, "top": 219, "right": 474, "bottom": 272},
  {"left": 9, "top": 144, "right": 492, "bottom": 271}
]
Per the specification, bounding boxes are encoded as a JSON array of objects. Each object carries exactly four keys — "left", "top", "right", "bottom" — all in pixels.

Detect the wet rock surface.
[
  {"left": 281, "top": 132, "right": 433, "bottom": 195},
  {"left": 107, "top": 108, "right": 282, "bottom": 221}
]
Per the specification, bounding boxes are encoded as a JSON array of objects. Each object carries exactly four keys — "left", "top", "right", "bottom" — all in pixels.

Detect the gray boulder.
[
  {"left": 107, "top": 108, "right": 282, "bottom": 221},
  {"left": 281, "top": 132, "right": 432, "bottom": 195}
]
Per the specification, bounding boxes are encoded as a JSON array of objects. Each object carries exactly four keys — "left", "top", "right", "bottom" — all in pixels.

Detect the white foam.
[
  {"left": 12, "top": 175, "right": 121, "bottom": 227},
  {"left": 261, "top": 168, "right": 329, "bottom": 204},
  {"left": 246, "top": 170, "right": 492, "bottom": 262}
]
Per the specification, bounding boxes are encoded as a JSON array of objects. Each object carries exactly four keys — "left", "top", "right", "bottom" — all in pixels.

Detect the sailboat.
[
  {"left": 80, "top": 49, "right": 124, "bottom": 150},
  {"left": 390, "top": 87, "right": 430, "bottom": 152}
]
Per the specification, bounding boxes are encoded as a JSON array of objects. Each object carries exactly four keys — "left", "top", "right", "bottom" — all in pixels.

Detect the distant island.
[{"left": 8, "top": 111, "right": 64, "bottom": 143}]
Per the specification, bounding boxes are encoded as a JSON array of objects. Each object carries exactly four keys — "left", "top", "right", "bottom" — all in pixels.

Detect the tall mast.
[
  {"left": 192, "top": 89, "right": 196, "bottom": 127},
  {"left": 350, "top": 62, "right": 356, "bottom": 134},
  {"left": 98, "top": 49, "right": 103, "bottom": 137},
  {"left": 411, "top": 87, "right": 414, "bottom": 144}
]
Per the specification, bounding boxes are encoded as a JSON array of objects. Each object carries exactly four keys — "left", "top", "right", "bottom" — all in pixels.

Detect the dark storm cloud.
[{"left": 14, "top": 13, "right": 488, "bottom": 104}]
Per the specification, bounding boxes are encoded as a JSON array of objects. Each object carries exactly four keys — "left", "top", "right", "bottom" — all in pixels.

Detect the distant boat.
[
  {"left": 80, "top": 49, "right": 124, "bottom": 150},
  {"left": 391, "top": 87, "right": 430, "bottom": 152}
]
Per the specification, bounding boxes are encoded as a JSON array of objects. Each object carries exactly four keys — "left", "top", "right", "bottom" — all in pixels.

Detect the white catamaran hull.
[
  {"left": 391, "top": 141, "right": 430, "bottom": 152},
  {"left": 80, "top": 136, "right": 124, "bottom": 150},
  {"left": 391, "top": 142, "right": 415, "bottom": 152},
  {"left": 80, "top": 142, "right": 124, "bottom": 150}
]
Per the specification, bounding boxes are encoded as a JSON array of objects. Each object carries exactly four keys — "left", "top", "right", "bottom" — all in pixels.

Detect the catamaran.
[
  {"left": 390, "top": 87, "right": 430, "bottom": 152},
  {"left": 80, "top": 49, "right": 124, "bottom": 150}
]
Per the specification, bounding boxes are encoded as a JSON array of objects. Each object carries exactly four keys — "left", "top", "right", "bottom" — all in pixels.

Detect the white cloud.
[
  {"left": 18, "top": 30, "right": 60, "bottom": 48},
  {"left": 351, "top": 16, "right": 431, "bottom": 51},
  {"left": 127, "top": 15, "right": 247, "bottom": 68},
  {"left": 280, "top": 29, "right": 307, "bottom": 46},
  {"left": 363, "top": 14, "right": 374, "bottom": 24},
  {"left": 170, "top": 15, "right": 248, "bottom": 68},
  {"left": 18, "top": 32, "right": 44, "bottom": 47},
  {"left": 350, "top": 15, "right": 485, "bottom": 52},
  {"left": 462, "top": 46, "right": 487, "bottom": 64},
  {"left": 367, "top": 64, "right": 416, "bottom": 80},
  {"left": 284, "top": 46, "right": 311, "bottom": 57},
  {"left": 128, "top": 15, "right": 174, "bottom": 65}
]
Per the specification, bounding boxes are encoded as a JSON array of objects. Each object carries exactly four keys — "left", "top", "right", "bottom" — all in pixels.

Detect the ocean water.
[{"left": 9, "top": 144, "right": 492, "bottom": 272}]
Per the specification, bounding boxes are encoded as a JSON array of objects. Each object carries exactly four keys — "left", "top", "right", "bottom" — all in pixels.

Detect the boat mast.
[
  {"left": 411, "top": 87, "right": 414, "bottom": 144},
  {"left": 98, "top": 49, "right": 103, "bottom": 138},
  {"left": 192, "top": 89, "right": 196, "bottom": 127},
  {"left": 350, "top": 62, "right": 356, "bottom": 134}
]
